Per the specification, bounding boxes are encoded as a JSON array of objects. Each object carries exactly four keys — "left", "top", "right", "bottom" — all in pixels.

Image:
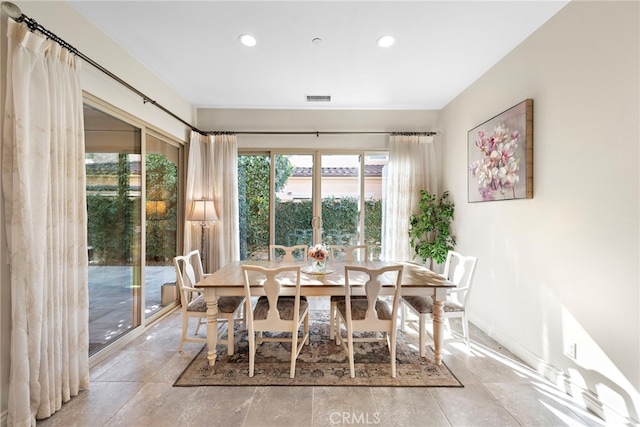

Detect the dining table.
[{"left": 197, "top": 259, "right": 455, "bottom": 367}]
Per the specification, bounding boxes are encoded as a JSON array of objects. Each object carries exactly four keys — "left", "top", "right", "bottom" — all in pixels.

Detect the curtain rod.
[
  {"left": 1, "top": 2, "right": 438, "bottom": 139},
  {"left": 215, "top": 131, "right": 438, "bottom": 136}
]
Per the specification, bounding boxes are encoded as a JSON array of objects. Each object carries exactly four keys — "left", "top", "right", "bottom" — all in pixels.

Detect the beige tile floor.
[{"left": 38, "top": 298, "right": 605, "bottom": 427}]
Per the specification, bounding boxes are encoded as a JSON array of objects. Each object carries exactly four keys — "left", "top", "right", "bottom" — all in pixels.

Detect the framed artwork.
[{"left": 467, "top": 99, "right": 533, "bottom": 202}]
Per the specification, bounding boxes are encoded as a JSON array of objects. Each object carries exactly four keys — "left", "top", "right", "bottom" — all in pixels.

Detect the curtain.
[
  {"left": 184, "top": 132, "right": 239, "bottom": 272},
  {"left": 382, "top": 134, "right": 438, "bottom": 262},
  {"left": 2, "top": 21, "right": 89, "bottom": 426}
]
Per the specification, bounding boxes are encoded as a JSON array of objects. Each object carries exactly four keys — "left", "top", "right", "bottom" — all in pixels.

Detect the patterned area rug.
[{"left": 174, "top": 312, "right": 462, "bottom": 387}]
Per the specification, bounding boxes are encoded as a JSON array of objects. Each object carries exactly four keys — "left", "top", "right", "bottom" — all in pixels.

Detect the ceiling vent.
[{"left": 306, "top": 95, "right": 331, "bottom": 102}]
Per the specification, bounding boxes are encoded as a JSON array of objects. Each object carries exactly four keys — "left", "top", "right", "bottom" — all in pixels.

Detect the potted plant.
[{"left": 408, "top": 190, "right": 456, "bottom": 270}]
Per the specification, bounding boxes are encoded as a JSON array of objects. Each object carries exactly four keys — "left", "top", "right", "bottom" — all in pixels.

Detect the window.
[{"left": 238, "top": 151, "right": 387, "bottom": 261}]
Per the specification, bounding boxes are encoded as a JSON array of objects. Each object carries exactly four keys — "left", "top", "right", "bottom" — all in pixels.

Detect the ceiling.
[{"left": 69, "top": 1, "right": 569, "bottom": 111}]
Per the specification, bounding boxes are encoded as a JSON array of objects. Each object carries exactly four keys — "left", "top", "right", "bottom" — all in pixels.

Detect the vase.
[{"left": 312, "top": 259, "right": 326, "bottom": 272}]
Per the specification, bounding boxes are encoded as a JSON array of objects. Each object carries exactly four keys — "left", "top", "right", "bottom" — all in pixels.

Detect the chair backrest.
[
  {"left": 331, "top": 245, "right": 369, "bottom": 262},
  {"left": 185, "top": 249, "right": 206, "bottom": 280},
  {"left": 173, "top": 250, "right": 204, "bottom": 309},
  {"left": 241, "top": 264, "right": 303, "bottom": 332},
  {"left": 442, "top": 251, "right": 478, "bottom": 307},
  {"left": 344, "top": 264, "right": 404, "bottom": 329},
  {"left": 269, "top": 244, "right": 308, "bottom": 262}
]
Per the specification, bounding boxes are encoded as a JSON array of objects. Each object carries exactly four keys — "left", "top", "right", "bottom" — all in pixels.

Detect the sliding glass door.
[
  {"left": 320, "top": 154, "right": 361, "bottom": 247},
  {"left": 238, "top": 150, "right": 387, "bottom": 261},
  {"left": 238, "top": 153, "right": 271, "bottom": 260},
  {"left": 84, "top": 102, "right": 183, "bottom": 355},
  {"left": 274, "top": 154, "right": 314, "bottom": 250},
  {"left": 85, "top": 104, "right": 142, "bottom": 354},
  {"left": 144, "top": 134, "right": 180, "bottom": 318}
]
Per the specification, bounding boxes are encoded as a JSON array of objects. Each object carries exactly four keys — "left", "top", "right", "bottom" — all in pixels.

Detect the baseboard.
[{"left": 469, "top": 315, "right": 638, "bottom": 426}]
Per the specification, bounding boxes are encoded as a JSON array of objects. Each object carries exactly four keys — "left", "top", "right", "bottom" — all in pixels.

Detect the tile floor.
[{"left": 38, "top": 298, "right": 606, "bottom": 427}]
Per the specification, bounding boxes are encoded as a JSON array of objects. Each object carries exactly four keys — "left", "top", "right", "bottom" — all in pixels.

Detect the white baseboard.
[{"left": 469, "top": 315, "right": 638, "bottom": 426}]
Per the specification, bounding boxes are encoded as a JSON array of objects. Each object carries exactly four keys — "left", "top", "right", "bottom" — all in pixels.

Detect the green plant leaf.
[{"left": 408, "top": 189, "right": 456, "bottom": 266}]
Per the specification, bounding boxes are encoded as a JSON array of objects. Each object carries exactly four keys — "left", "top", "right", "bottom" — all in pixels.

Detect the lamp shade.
[{"left": 188, "top": 199, "right": 218, "bottom": 222}]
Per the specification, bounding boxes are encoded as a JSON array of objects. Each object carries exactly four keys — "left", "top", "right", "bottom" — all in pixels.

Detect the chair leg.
[
  {"left": 335, "top": 313, "right": 341, "bottom": 345},
  {"left": 330, "top": 300, "right": 337, "bottom": 340},
  {"left": 248, "top": 330, "right": 256, "bottom": 377},
  {"left": 243, "top": 299, "right": 250, "bottom": 330},
  {"left": 347, "top": 329, "right": 355, "bottom": 378},
  {"left": 400, "top": 301, "right": 407, "bottom": 333},
  {"left": 227, "top": 315, "right": 234, "bottom": 356},
  {"left": 418, "top": 313, "right": 427, "bottom": 358},
  {"left": 179, "top": 315, "right": 189, "bottom": 352},
  {"left": 194, "top": 316, "right": 204, "bottom": 336},
  {"left": 290, "top": 334, "right": 297, "bottom": 379},
  {"left": 389, "top": 329, "right": 397, "bottom": 378},
  {"left": 304, "top": 314, "right": 310, "bottom": 345},
  {"left": 444, "top": 318, "right": 452, "bottom": 335}
]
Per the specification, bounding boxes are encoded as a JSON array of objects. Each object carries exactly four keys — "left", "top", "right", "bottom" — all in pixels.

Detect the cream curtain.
[
  {"left": 382, "top": 134, "right": 438, "bottom": 262},
  {"left": 184, "top": 132, "right": 240, "bottom": 272},
  {"left": 2, "top": 21, "right": 89, "bottom": 426}
]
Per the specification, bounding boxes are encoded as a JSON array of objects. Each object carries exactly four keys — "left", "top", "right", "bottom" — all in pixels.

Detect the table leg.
[
  {"left": 204, "top": 288, "right": 219, "bottom": 367},
  {"left": 432, "top": 288, "right": 447, "bottom": 366}
]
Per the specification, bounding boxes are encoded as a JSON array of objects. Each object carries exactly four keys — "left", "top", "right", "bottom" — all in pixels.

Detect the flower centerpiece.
[{"left": 308, "top": 243, "right": 328, "bottom": 272}]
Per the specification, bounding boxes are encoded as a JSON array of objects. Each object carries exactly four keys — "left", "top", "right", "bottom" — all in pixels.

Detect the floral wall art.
[{"left": 468, "top": 99, "right": 533, "bottom": 202}]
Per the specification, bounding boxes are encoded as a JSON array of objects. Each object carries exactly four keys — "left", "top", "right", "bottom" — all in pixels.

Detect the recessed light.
[
  {"left": 376, "top": 35, "right": 395, "bottom": 48},
  {"left": 239, "top": 34, "right": 257, "bottom": 47}
]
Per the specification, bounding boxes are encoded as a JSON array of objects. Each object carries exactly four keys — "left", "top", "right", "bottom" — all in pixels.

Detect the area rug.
[{"left": 174, "top": 312, "right": 462, "bottom": 387}]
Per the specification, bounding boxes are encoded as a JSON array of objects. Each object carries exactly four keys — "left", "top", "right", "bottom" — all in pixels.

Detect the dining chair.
[
  {"left": 335, "top": 264, "right": 404, "bottom": 378},
  {"left": 401, "top": 251, "right": 478, "bottom": 355},
  {"left": 173, "top": 250, "right": 245, "bottom": 354},
  {"left": 241, "top": 264, "right": 310, "bottom": 378},
  {"left": 269, "top": 244, "right": 308, "bottom": 262},
  {"left": 329, "top": 245, "right": 369, "bottom": 341}
]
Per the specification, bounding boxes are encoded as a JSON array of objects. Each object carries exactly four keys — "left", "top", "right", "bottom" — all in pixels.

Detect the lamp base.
[{"left": 200, "top": 222, "right": 207, "bottom": 273}]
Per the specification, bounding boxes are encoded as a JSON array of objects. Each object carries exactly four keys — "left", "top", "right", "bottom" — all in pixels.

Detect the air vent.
[{"left": 306, "top": 95, "right": 331, "bottom": 102}]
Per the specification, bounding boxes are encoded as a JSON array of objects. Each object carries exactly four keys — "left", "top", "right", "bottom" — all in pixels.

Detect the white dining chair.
[
  {"left": 401, "top": 251, "right": 478, "bottom": 355},
  {"left": 329, "top": 245, "right": 369, "bottom": 341},
  {"left": 269, "top": 244, "right": 308, "bottom": 262},
  {"left": 335, "top": 264, "right": 404, "bottom": 378},
  {"left": 241, "top": 264, "right": 310, "bottom": 378},
  {"left": 173, "top": 250, "right": 245, "bottom": 354}
]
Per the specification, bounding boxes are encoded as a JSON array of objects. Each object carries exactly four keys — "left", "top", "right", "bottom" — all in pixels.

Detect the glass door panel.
[
  {"left": 274, "top": 154, "right": 313, "bottom": 253},
  {"left": 364, "top": 153, "right": 388, "bottom": 260},
  {"left": 320, "top": 154, "right": 361, "bottom": 247},
  {"left": 84, "top": 104, "right": 142, "bottom": 354},
  {"left": 238, "top": 154, "right": 271, "bottom": 260},
  {"left": 144, "top": 135, "right": 179, "bottom": 318}
]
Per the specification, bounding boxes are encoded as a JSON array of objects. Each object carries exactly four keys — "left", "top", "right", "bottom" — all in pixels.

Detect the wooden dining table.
[{"left": 197, "top": 260, "right": 455, "bottom": 367}]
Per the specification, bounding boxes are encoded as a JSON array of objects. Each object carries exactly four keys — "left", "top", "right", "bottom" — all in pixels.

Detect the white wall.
[
  {"left": 198, "top": 108, "right": 441, "bottom": 151},
  {"left": 441, "top": 1, "right": 639, "bottom": 423},
  {"left": 0, "top": 1, "right": 194, "bottom": 424}
]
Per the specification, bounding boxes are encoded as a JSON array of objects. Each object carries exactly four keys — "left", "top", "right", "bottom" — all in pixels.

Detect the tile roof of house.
[{"left": 294, "top": 165, "right": 384, "bottom": 177}]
